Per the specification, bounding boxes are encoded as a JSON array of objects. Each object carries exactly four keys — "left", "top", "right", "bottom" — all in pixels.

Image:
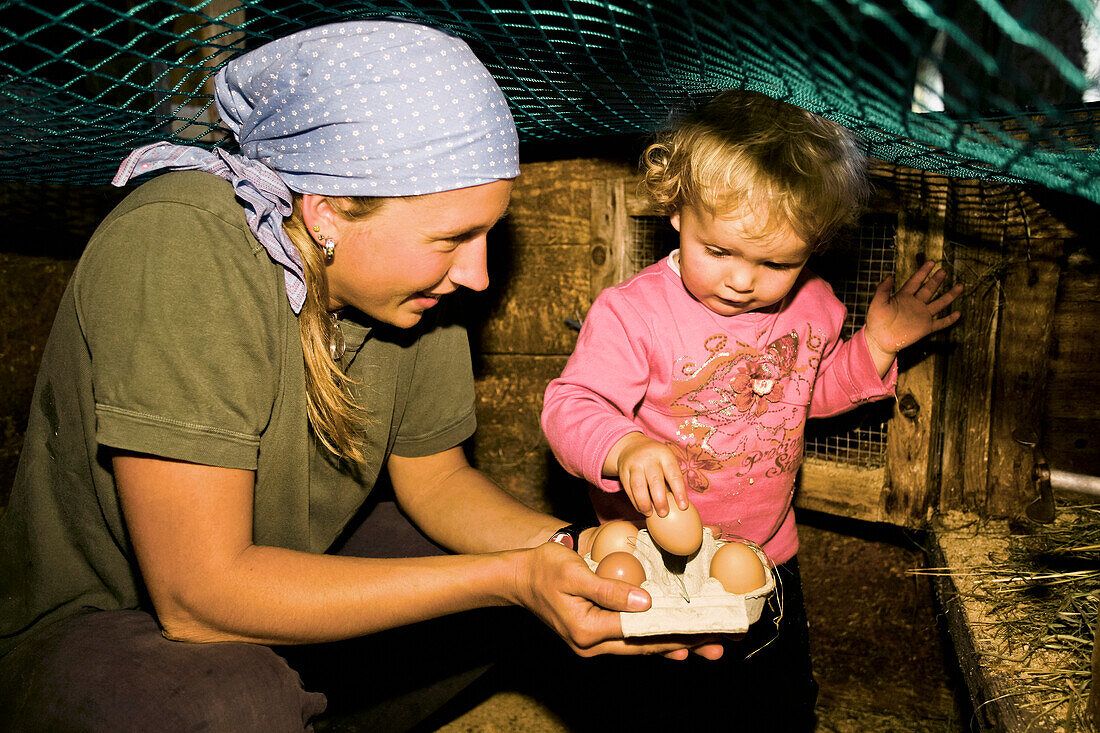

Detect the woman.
[{"left": 0, "top": 20, "right": 719, "bottom": 732}]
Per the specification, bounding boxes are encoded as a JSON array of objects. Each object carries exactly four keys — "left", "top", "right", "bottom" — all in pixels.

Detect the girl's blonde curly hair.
[{"left": 641, "top": 90, "right": 869, "bottom": 249}]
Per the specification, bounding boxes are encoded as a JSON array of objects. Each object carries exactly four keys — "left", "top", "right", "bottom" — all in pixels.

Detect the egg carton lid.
[{"left": 584, "top": 528, "right": 775, "bottom": 637}]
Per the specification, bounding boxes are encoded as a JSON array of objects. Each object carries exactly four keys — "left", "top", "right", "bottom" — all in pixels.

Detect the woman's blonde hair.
[
  {"left": 641, "top": 90, "right": 869, "bottom": 249},
  {"left": 283, "top": 195, "right": 385, "bottom": 467}
]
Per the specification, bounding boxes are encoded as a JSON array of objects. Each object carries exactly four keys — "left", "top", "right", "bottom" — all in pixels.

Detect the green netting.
[{"left": 2, "top": 0, "right": 1099, "bottom": 202}]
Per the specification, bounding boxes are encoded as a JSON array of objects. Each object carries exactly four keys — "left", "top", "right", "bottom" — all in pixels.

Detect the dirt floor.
[{"left": 797, "top": 511, "right": 973, "bottom": 732}]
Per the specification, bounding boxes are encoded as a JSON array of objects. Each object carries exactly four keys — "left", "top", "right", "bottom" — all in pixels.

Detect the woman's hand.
[
  {"left": 605, "top": 433, "right": 688, "bottom": 517},
  {"left": 865, "top": 261, "right": 963, "bottom": 375},
  {"left": 508, "top": 542, "right": 723, "bottom": 659}
]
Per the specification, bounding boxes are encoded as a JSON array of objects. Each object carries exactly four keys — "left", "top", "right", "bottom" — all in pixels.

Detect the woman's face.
[
  {"left": 325, "top": 179, "right": 513, "bottom": 328},
  {"left": 671, "top": 203, "right": 811, "bottom": 317}
]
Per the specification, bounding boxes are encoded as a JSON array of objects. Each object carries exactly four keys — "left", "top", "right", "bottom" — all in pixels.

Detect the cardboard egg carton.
[{"left": 584, "top": 528, "right": 775, "bottom": 637}]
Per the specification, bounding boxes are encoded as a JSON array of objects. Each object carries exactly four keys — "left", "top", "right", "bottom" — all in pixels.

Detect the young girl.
[{"left": 540, "top": 89, "right": 961, "bottom": 728}]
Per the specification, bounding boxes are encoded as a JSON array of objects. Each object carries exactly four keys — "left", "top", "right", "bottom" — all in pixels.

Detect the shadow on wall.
[{"left": 0, "top": 183, "right": 129, "bottom": 504}]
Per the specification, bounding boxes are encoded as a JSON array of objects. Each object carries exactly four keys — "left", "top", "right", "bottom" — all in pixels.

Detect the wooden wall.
[
  {"left": 937, "top": 180, "right": 1100, "bottom": 517},
  {"left": 464, "top": 154, "right": 637, "bottom": 522},
  {"left": 2, "top": 159, "right": 1098, "bottom": 526},
  {"left": 1044, "top": 231, "right": 1100, "bottom": 478},
  {"left": 466, "top": 159, "right": 1100, "bottom": 525}
]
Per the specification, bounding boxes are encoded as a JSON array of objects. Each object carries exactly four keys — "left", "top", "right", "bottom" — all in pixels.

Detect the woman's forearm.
[
  {"left": 161, "top": 545, "right": 520, "bottom": 645},
  {"left": 113, "top": 451, "right": 528, "bottom": 646}
]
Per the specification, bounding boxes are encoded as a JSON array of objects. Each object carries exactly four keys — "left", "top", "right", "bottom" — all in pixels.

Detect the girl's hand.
[
  {"left": 865, "top": 261, "right": 962, "bottom": 372},
  {"left": 609, "top": 433, "right": 688, "bottom": 517},
  {"left": 510, "top": 542, "right": 724, "bottom": 659}
]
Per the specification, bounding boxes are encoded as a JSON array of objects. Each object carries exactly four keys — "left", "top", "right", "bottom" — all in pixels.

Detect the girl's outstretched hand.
[{"left": 865, "top": 261, "right": 962, "bottom": 374}]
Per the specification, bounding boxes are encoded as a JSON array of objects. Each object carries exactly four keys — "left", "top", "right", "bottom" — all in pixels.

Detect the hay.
[{"left": 923, "top": 504, "right": 1099, "bottom": 732}]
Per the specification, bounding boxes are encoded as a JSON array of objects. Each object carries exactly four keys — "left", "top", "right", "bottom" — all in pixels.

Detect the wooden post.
[
  {"left": 884, "top": 168, "right": 949, "bottom": 525},
  {"left": 589, "top": 178, "right": 631, "bottom": 299},
  {"left": 983, "top": 187, "right": 1064, "bottom": 518},
  {"left": 938, "top": 179, "right": 1001, "bottom": 514},
  {"left": 938, "top": 181, "right": 1065, "bottom": 518}
]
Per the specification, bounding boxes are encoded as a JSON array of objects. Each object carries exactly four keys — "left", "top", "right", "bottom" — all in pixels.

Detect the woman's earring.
[{"left": 315, "top": 230, "right": 336, "bottom": 262}]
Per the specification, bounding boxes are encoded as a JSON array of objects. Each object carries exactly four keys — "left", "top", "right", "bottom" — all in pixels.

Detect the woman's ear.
[
  {"left": 670, "top": 209, "right": 682, "bottom": 232},
  {"left": 300, "top": 194, "right": 337, "bottom": 239}
]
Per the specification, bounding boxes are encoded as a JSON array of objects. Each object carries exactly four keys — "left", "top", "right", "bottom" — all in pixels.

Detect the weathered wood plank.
[
  {"left": 985, "top": 189, "right": 1063, "bottom": 518},
  {"left": 1044, "top": 268, "right": 1100, "bottom": 477},
  {"left": 1044, "top": 417, "right": 1100, "bottom": 478},
  {"left": 623, "top": 180, "right": 656, "bottom": 217},
  {"left": 589, "top": 178, "right": 632, "bottom": 300},
  {"left": 475, "top": 242, "right": 590, "bottom": 356},
  {"left": 939, "top": 180, "right": 1008, "bottom": 515},
  {"left": 929, "top": 512, "right": 1092, "bottom": 732},
  {"left": 795, "top": 457, "right": 886, "bottom": 523},
  {"left": 470, "top": 354, "right": 581, "bottom": 515},
  {"left": 927, "top": 514, "right": 1016, "bottom": 732},
  {"left": 1045, "top": 381, "right": 1100, "bottom": 422},
  {"left": 884, "top": 176, "right": 947, "bottom": 526},
  {"left": 508, "top": 159, "right": 636, "bottom": 245}
]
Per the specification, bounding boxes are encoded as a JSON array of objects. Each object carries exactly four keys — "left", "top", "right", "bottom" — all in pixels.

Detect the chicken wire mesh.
[{"left": 1, "top": 0, "right": 1099, "bottom": 201}]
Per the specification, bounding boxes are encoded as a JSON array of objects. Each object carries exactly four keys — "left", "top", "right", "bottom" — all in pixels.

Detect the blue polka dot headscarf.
[
  {"left": 113, "top": 20, "right": 520, "bottom": 313},
  {"left": 216, "top": 21, "right": 519, "bottom": 196}
]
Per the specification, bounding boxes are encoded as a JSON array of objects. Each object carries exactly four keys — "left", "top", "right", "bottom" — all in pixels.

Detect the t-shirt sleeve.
[
  {"left": 75, "top": 197, "right": 282, "bottom": 470},
  {"left": 389, "top": 304, "right": 477, "bottom": 457}
]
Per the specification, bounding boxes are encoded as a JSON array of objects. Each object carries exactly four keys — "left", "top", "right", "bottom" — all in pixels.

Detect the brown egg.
[
  {"left": 709, "top": 541, "right": 768, "bottom": 594},
  {"left": 590, "top": 520, "right": 640, "bottom": 563},
  {"left": 645, "top": 501, "right": 703, "bottom": 556},
  {"left": 595, "top": 551, "right": 647, "bottom": 586}
]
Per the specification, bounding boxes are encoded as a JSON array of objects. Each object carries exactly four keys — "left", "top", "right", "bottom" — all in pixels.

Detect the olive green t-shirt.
[{"left": 0, "top": 171, "right": 477, "bottom": 656}]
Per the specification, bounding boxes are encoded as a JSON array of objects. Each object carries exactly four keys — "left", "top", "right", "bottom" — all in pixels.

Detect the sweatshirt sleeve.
[
  {"left": 809, "top": 326, "right": 898, "bottom": 418},
  {"left": 541, "top": 292, "right": 651, "bottom": 493}
]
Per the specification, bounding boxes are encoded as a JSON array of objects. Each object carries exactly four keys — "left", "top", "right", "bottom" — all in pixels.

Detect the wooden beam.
[
  {"left": 589, "top": 178, "right": 631, "bottom": 300},
  {"left": 985, "top": 188, "right": 1063, "bottom": 518},
  {"left": 929, "top": 512, "right": 1091, "bottom": 731},
  {"left": 885, "top": 169, "right": 948, "bottom": 526},
  {"left": 795, "top": 457, "right": 886, "bottom": 523},
  {"left": 938, "top": 202, "right": 1000, "bottom": 514},
  {"left": 927, "top": 516, "right": 1016, "bottom": 732}
]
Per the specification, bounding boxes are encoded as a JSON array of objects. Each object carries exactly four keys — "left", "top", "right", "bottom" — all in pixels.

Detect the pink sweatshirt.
[{"left": 542, "top": 254, "right": 897, "bottom": 564}]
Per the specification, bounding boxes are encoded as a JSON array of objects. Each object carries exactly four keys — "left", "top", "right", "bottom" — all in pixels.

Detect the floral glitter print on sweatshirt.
[{"left": 665, "top": 326, "right": 827, "bottom": 491}]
